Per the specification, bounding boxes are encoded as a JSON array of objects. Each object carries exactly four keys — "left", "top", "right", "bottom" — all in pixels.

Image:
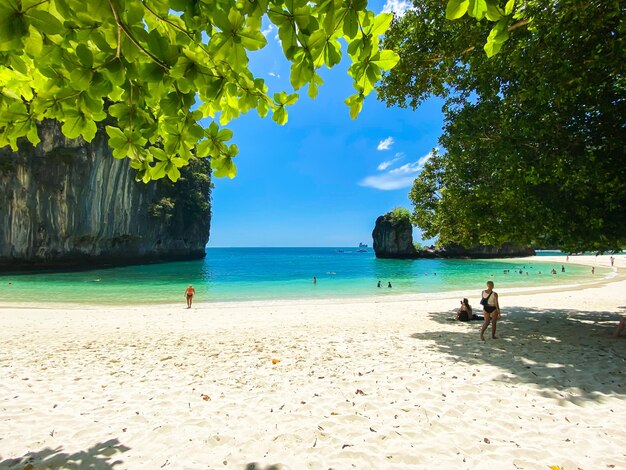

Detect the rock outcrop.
[
  {"left": 372, "top": 211, "right": 535, "bottom": 259},
  {"left": 372, "top": 213, "right": 417, "bottom": 259},
  {"left": 0, "top": 121, "right": 211, "bottom": 270}
]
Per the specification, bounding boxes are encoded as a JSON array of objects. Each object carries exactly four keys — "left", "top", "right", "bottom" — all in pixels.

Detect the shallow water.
[{"left": 0, "top": 248, "right": 599, "bottom": 305}]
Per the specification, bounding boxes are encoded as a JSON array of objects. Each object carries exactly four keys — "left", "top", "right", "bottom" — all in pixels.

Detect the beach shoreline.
[
  {"left": 0, "top": 254, "right": 620, "bottom": 309},
  {"left": 1, "top": 254, "right": 624, "bottom": 469}
]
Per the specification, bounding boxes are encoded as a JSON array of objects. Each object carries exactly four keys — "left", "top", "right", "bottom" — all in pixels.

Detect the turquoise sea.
[{"left": 0, "top": 248, "right": 602, "bottom": 305}]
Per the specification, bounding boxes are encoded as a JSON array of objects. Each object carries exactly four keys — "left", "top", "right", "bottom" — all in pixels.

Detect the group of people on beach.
[{"left": 456, "top": 281, "right": 501, "bottom": 341}]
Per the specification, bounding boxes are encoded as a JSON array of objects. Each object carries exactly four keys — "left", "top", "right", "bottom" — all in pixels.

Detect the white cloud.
[
  {"left": 360, "top": 150, "right": 435, "bottom": 191},
  {"left": 262, "top": 24, "right": 275, "bottom": 37},
  {"left": 377, "top": 152, "right": 404, "bottom": 171},
  {"left": 377, "top": 136, "right": 394, "bottom": 151},
  {"left": 382, "top": 0, "right": 412, "bottom": 17},
  {"left": 268, "top": 72, "right": 280, "bottom": 78},
  {"left": 359, "top": 174, "right": 417, "bottom": 190}
]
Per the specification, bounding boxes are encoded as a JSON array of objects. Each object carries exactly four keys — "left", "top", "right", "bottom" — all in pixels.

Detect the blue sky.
[{"left": 207, "top": 0, "right": 443, "bottom": 247}]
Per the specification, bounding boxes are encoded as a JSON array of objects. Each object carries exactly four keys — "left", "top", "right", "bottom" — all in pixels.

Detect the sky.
[{"left": 207, "top": 0, "right": 443, "bottom": 247}]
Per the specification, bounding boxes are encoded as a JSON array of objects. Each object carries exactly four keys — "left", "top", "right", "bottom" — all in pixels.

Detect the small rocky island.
[
  {"left": 0, "top": 121, "right": 212, "bottom": 270},
  {"left": 372, "top": 209, "right": 535, "bottom": 259}
]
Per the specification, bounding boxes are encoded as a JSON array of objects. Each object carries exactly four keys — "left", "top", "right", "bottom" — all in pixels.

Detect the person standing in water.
[
  {"left": 313, "top": 276, "right": 317, "bottom": 284},
  {"left": 185, "top": 284, "right": 195, "bottom": 308},
  {"left": 479, "top": 281, "right": 500, "bottom": 341},
  {"left": 388, "top": 281, "right": 392, "bottom": 288}
]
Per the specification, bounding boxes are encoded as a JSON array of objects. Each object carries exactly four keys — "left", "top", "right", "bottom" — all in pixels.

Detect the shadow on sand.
[
  {"left": 0, "top": 438, "right": 129, "bottom": 469},
  {"left": 411, "top": 307, "right": 626, "bottom": 403}
]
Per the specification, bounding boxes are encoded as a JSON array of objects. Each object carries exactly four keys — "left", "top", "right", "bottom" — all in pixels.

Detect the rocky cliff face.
[
  {"left": 0, "top": 121, "right": 211, "bottom": 269},
  {"left": 372, "top": 213, "right": 417, "bottom": 259}
]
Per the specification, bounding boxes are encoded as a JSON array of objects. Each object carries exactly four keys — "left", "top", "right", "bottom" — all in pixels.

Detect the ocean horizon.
[{"left": 0, "top": 247, "right": 603, "bottom": 306}]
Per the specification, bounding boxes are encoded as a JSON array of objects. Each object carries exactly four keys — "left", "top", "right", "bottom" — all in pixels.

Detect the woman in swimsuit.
[{"left": 479, "top": 280, "right": 500, "bottom": 341}]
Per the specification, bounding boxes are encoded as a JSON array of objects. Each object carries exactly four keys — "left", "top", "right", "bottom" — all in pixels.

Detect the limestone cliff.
[
  {"left": 0, "top": 121, "right": 211, "bottom": 269},
  {"left": 372, "top": 212, "right": 417, "bottom": 259}
]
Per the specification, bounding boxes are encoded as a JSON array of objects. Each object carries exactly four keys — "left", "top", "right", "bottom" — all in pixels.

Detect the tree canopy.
[
  {"left": 380, "top": 0, "right": 625, "bottom": 252},
  {"left": 0, "top": 0, "right": 399, "bottom": 182}
]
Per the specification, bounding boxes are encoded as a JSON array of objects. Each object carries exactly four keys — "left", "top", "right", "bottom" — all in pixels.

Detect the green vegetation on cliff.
[
  {"left": 387, "top": 207, "right": 411, "bottom": 224},
  {"left": 149, "top": 158, "right": 212, "bottom": 234}
]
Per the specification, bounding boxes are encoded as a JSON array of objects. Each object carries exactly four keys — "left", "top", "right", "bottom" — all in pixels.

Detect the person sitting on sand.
[
  {"left": 456, "top": 298, "right": 473, "bottom": 322},
  {"left": 479, "top": 281, "right": 501, "bottom": 341},
  {"left": 185, "top": 284, "right": 195, "bottom": 308},
  {"left": 615, "top": 319, "right": 626, "bottom": 337}
]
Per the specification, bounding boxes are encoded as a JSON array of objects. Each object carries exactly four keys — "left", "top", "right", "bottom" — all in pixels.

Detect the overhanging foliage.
[{"left": 0, "top": 0, "right": 399, "bottom": 182}]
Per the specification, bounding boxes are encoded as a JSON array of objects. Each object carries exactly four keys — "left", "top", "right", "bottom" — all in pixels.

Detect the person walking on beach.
[
  {"left": 610, "top": 256, "right": 615, "bottom": 267},
  {"left": 479, "top": 281, "right": 500, "bottom": 341},
  {"left": 185, "top": 284, "right": 195, "bottom": 308}
]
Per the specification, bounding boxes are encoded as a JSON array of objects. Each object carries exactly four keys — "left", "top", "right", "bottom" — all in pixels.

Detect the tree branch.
[
  {"left": 107, "top": 0, "right": 170, "bottom": 70},
  {"left": 142, "top": 1, "right": 196, "bottom": 42}
]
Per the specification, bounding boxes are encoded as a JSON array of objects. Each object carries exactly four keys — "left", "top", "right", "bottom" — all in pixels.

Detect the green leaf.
[
  {"left": 323, "top": 39, "right": 342, "bottom": 68},
  {"left": 75, "top": 44, "right": 93, "bottom": 68},
  {"left": 25, "top": 9, "right": 64, "bottom": 36},
  {"left": 272, "top": 106, "right": 288, "bottom": 125},
  {"left": 371, "top": 50, "right": 400, "bottom": 71},
  {"left": 485, "top": 2, "right": 503, "bottom": 21},
  {"left": 369, "top": 13, "right": 393, "bottom": 36},
  {"left": 0, "top": 6, "right": 27, "bottom": 51},
  {"left": 24, "top": 28, "right": 43, "bottom": 56},
  {"left": 61, "top": 111, "right": 97, "bottom": 141},
  {"left": 344, "top": 93, "right": 364, "bottom": 119},
  {"left": 307, "top": 74, "right": 323, "bottom": 99},
  {"left": 343, "top": 10, "right": 359, "bottom": 38},
  {"left": 239, "top": 28, "right": 267, "bottom": 51},
  {"left": 484, "top": 19, "right": 510, "bottom": 57},
  {"left": 167, "top": 164, "right": 181, "bottom": 182},
  {"left": 445, "top": 0, "right": 469, "bottom": 20},
  {"left": 468, "top": 0, "right": 488, "bottom": 20},
  {"left": 290, "top": 52, "right": 313, "bottom": 90},
  {"left": 505, "top": 0, "right": 515, "bottom": 15},
  {"left": 212, "top": 156, "right": 237, "bottom": 178}
]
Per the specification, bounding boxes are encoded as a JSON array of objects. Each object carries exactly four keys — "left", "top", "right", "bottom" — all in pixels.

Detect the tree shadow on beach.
[
  {"left": 0, "top": 438, "right": 129, "bottom": 469},
  {"left": 411, "top": 307, "right": 626, "bottom": 403}
]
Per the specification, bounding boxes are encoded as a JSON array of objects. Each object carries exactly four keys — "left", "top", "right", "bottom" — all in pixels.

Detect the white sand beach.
[{"left": 1, "top": 255, "right": 625, "bottom": 469}]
